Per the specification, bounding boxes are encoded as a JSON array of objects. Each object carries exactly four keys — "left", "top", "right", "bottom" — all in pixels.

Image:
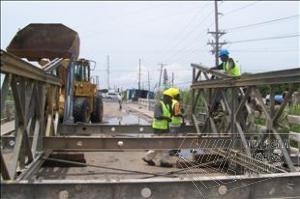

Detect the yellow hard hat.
[
  {"left": 169, "top": 87, "right": 180, "bottom": 97},
  {"left": 163, "top": 88, "right": 173, "bottom": 97},
  {"left": 163, "top": 87, "right": 180, "bottom": 98}
]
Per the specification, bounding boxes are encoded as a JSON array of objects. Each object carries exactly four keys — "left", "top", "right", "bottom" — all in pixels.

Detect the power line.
[
  {"left": 151, "top": 3, "right": 214, "bottom": 63},
  {"left": 230, "top": 48, "right": 298, "bottom": 53},
  {"left": 228, "top": 33, "right": 300, "bottom": 44},
  {"left": 156, "top": 2, "right": 211, "bottom": 55},
  {"left": 161, "top": 10, "right": 215, "bottom": 62},
  {"left": 85, "top": 4, "right": 202, "bottom": 37},
  {"left": 225, "top": 14, "right": 299, "bottom": 31},
  {"left": 222, "top": 1, "right": 260, "bottom": 16},
  {"left": 143, "top": 8, "right": 208, "bottom": 64}
]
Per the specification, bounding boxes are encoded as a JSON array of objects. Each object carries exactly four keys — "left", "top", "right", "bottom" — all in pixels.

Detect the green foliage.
[
  {"left": 290, "top": 123, "right": 300, "bottom": 148},
  {"left": 181, "top": 90, "right": 191, "bottom": 108},
  {"left": 290, "top": 140, "right": 298, "bottom": 148},
  {"left": 290, "top": 124, "right": 300, "bottom": 133},
  {"left": 181, "top": 89, "right": 205, "bottom": 113},
  {"left": 288, "top": 104, "right": 300, "bottom": 116},
  {"left": 257, "top": 84, "right": 290, "bottom": 97},
  {"left": 254, "top": 117, "right": 266, "bottom": 126}
]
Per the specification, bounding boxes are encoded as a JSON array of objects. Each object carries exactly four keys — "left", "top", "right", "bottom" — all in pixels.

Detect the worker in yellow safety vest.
[
  {"left": 169, "top": 87, "right": 184, "bottom": 129},
  {"left": 168, "top": 87, "right": 185, "bottom": 156},
  {"left": 211, "top": 49, "right": 240, "bottom": 77},
  {"left": 210, "top": 49, "right": 241, "bottom": 113},
  {"left": 151, "top": 89, "right": 173, "bottom": 133},
  {"left": 142, "top": 89, "right": 173, "bottom": 167}
]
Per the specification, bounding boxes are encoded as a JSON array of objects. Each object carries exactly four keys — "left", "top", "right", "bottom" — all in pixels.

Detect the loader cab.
[{"left": 74, "top": 59, "right": 90, "bottom": 82}]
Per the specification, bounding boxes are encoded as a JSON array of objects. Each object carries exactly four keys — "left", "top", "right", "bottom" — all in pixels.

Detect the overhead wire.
[
  {"left": 228, "top": 33, "right": 300, "bottom": 44},
  {"left": 221, "top": 1, "right": 260, "bottom": 17},
  {"left": 161, "top": 10, "right": 215, "bottom": 63},
  {"left": 145, "top": 2, "right": 213, "bottom": 64},
  {"left": 157, "top": 2, "right": 211, "bottom": 51},
  {"left": 85, "top": 4, "right": 202, "bottom": 37},
  {"left": 225, "top": 14, "right": 299, "bottom": 31},
  {"left": 230, "top": 48, "right": 299, "bottom": 53}
]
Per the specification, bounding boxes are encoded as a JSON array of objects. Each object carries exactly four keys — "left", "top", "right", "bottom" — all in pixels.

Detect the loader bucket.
[{"left": 6, "top": 23, "right": 80, "bottom": 61}]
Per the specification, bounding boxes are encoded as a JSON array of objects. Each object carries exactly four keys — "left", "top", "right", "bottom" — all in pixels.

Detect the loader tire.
[
  {"left": 73, "top": 98, "right": 90, "bottom": 123},
  {"left": 91, "top": 95, "right": 103, "bottom": 123}
]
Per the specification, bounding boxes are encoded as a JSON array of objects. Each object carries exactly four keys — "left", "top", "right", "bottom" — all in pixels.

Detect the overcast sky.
[{"left": 1, "top": 1, "right": 299, "bottom": 90}]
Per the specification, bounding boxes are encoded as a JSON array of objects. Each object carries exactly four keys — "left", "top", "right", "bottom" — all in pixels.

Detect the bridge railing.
[
  {"left": 190, "top": 63, "right": 300, "bottom": 172},
  {"left": 138, "top": 98, "right": 156, "bottom": 110},
  {"left": 0, "top": 50, "right": 61, "bottom": 180}
]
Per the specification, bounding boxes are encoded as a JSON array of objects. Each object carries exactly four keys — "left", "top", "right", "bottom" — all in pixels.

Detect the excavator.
[{"left": 6, "top": 23, "right": 103, "bottom": 123}]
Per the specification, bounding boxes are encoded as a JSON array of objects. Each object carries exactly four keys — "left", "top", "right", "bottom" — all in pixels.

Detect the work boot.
[
  {"left": 169, "top": 150, "right": 181, "bottom": 156},
  {"left": 142, "top": 157, "right": 155, "bottom": 166},
  {"left": 159, "top": 160, "right": 173, "bottom": 168}
]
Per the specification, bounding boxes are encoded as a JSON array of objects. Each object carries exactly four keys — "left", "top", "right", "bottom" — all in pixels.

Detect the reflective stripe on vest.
[
  {"left": 171, "top": 99, "right": 182, "bottom": 126},
  {"left": 152, "top": 101, "right": 171, "bottom": 130},
  {"left": 223, "top": 59, "right": 240, "bottom": 76}
]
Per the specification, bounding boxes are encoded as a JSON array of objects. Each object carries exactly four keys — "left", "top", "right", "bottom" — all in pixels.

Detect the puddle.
[{"left": 104, "top": 113, "right": 149, "bottom": 125}]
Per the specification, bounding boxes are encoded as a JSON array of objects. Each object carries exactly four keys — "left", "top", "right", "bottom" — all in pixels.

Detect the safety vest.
[
  {"left": 152, "top": 101, "right": 171, "bottom": 130},
  {"left": 171, "top": 99, "right": 182, "bottom": 126},
  {"left": 222, "top": 59, "right": 240, "bottom": 76}
]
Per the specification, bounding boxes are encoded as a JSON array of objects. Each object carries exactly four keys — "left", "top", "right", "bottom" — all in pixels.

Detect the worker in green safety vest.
[
  {"left": 151, "top": 89, "right": 173, "bottom": 133},
  {"left": 211, "top": 49, "right": 241, "bottom": 77},
  {"left": 142, "top": 89, "right": 173, "bottom": 167},
  {"left": 168, "top": 87, "right": 185, "bottom": 156},
  {"left": 169, "top": 87, "right": 183, "bottom": 129},
  {"left": 210, "top": 49, "right": 241, "bottom": 114}
]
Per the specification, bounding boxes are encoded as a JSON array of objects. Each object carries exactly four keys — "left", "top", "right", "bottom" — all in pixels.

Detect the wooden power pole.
[
  {"left": 107, "top": 55, "right": 110, "bottom": 89},
  {"left": 208, "top": 0, "right": 227, "bottom": 67},
  {"left": 138, "top": 58, "right": 141, "bottom": 90}
]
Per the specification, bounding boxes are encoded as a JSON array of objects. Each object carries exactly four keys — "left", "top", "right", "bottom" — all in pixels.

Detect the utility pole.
[
  {"left": 147, "top": 71, "right": 150, "bottom": 91},
  {"left": 158, "top": 63, "right": 166, "bottom": 88},
  {"left": 147, "top": 71, "right": 151, "bottom": 110},
  {"left": 207, "top": 0, "right": 227, "bottom": 67},
  {"left": 107, "top": 55, "right": 110, "bottom": 90},
  {"left": 171, "top": 72, "right": 174, "bottom": 87},
  {"left": 138, "top": 58, "right": 141, "bottom": 90}
]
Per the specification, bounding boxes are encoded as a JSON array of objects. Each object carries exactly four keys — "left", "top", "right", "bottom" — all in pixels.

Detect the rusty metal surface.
[
  {"left": 1, "top": 173, "right": 300, "bottom": 199},
  {"left": 190, "top": 64, "right": 300, "bottom": 89},
  {"left": 1, "top": 136, "right": 235, "bottom": 150},
  {"left": 6, "top": 23, "right": 80, "bottom": 60},
  {"left": 0, "top": 50, "right": 61, "bottom": 85},
  {"left": 58, "top": 124, "right": 197, "bottom": 135}
]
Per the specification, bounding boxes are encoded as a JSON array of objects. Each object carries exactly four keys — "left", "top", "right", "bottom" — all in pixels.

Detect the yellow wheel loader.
[{"left": 6, "top": 23, "right": 103, "bottom": 123}]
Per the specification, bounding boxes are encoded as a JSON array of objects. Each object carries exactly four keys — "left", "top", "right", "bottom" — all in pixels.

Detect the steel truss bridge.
[{"left": 1, "top": 49, "right": 300, "bottom": 199}]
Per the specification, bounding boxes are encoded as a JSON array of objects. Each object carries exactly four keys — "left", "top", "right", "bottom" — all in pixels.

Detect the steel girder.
[
  {"left": 1, "top": 173, "right": 300, "bottom": 199},
  {"left": 190, "top": 64, "right": 300, "bottom": 89},
  {"left": 58, "top": 124, "right": 198, "bottom": 135},
  {"left": 2, "top": 136, "right": 235, "bottom": 150},
  {"left": 0, "top": 49, "right": 61, "bottom": 180},
  {"left": 189, "top": 64, "right": 299, "bottom": 172},
  {"left": 0, "top": 50, "right": 61, "bottom": 86}
]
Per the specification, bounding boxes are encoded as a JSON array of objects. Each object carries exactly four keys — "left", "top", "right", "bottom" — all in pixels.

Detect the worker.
[
  {"left": 169, "top": 87, "right": 184, "bottom": 156},
  {"left": 254, "top": 91, "right": 290, "bottom": 158},
  {"left": 169, "top": 87, "right": 184, "bottom": 130},
  {"left": 117, "top": 93, "right": 122, "bottom": 110},
  {"left": 142, "top": 89, "right": 173, "bottom": 167},
  {"left": 210, "top": 49, "right": 241, "bottom": 113},
  {"left": 210, "top": 49, "right": 241, "bottom": 77}
]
